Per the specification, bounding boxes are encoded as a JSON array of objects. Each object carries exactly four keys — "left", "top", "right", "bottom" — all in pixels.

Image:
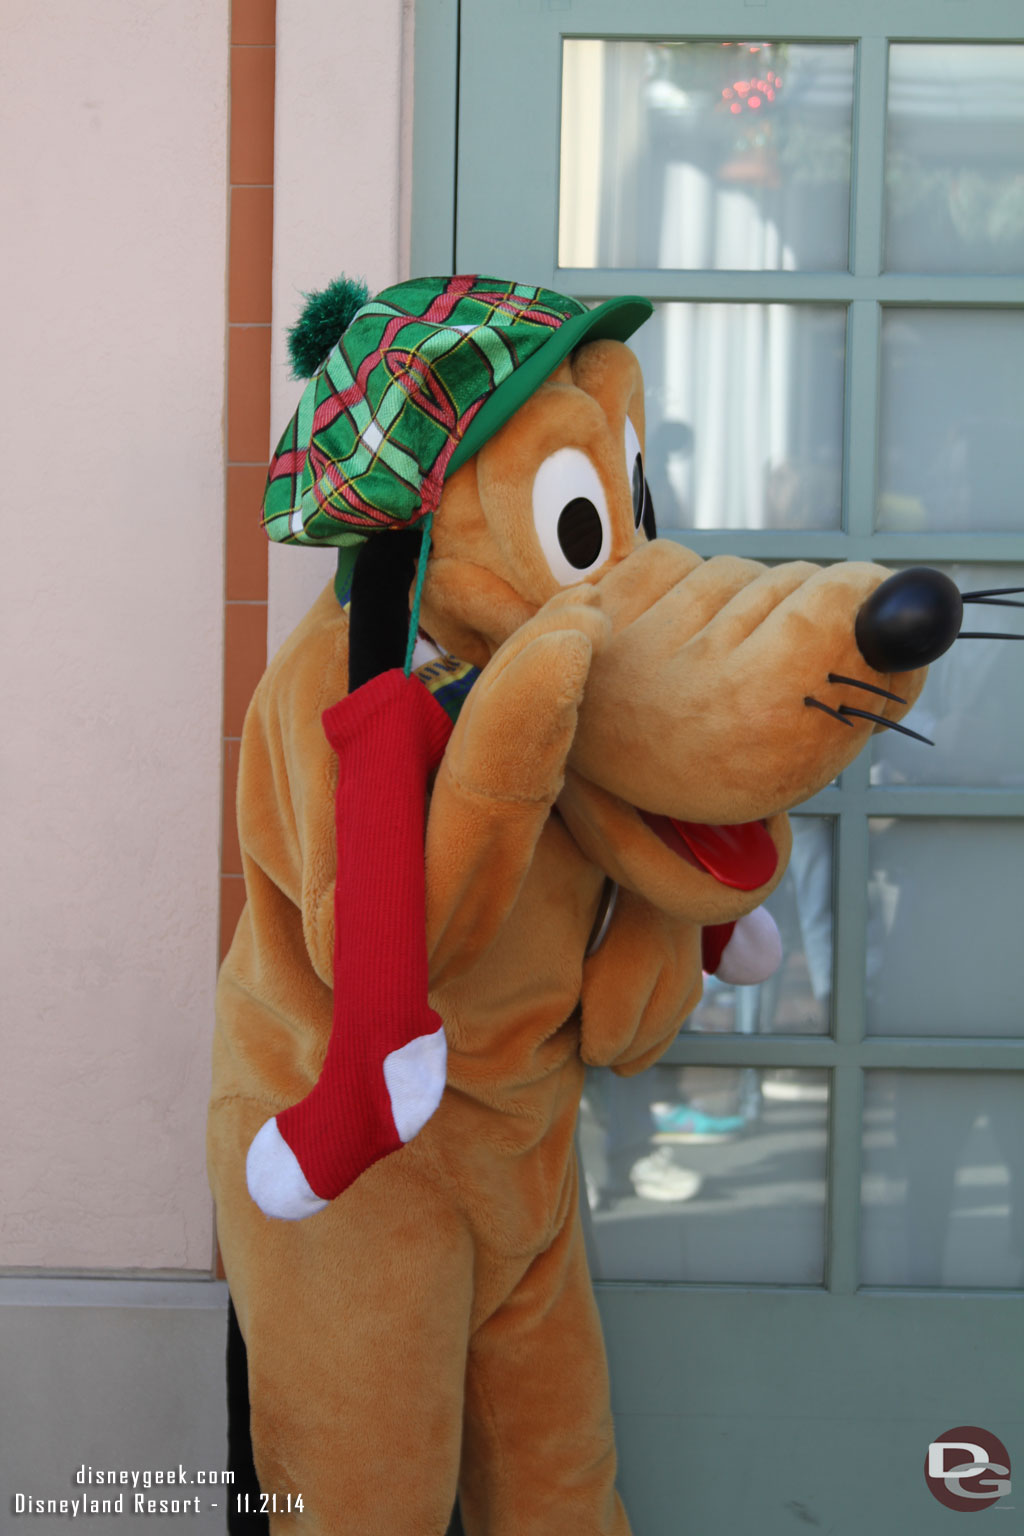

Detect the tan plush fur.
[{"left": 209, "top": 340, "right": 928, "bottom": 1534}]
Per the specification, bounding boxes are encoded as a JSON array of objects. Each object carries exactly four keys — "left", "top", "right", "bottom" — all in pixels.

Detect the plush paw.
[
  {"left": 715, "top": 907, "right": 783, "bottom": 985},
  {"left": 246, "top": 1118, "right": 329, "bottom": 1221},
  {"left": 382, "top": 1024, "right": 447, "bottom": 1142},
  {"left": 444, "top": 596, "right": 611, "bottom": 805}
]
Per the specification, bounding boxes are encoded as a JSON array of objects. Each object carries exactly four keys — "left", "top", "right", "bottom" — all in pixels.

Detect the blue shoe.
[{"left": 651, "top": 1104, "right": 746, "bottom": 1142}]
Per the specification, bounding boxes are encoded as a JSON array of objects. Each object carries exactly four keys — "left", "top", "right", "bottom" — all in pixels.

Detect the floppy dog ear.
[{"left": 348, "top": 528, "right": 424, "bottom": 691}]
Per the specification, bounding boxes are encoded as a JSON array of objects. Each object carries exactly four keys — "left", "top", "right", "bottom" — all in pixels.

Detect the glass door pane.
[
  {"left": 866, "top": 820, "right": 1024, "bottom": 1037},
  {"left": 630, "top": 303, "right": 846, "bottom": 530},
  {"left": 877, "top": 311, "right": 1024, "bottom": 533},
  {"left": 560, "top": 40, "right": 856, "bottom": 271},
  {"left": 581, "top": 1066, "right": 830, "bottom": 1283},
  {"left": 861, "top": 1071, "right": 1024, "bottom": 1286},
  {"left": 885, "top": 44, "right": 1024, "bottom": 275}
]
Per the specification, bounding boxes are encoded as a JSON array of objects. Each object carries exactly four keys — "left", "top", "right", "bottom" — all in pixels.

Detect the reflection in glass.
[
  {"left": 866, "top": 819, "right": 1024, "bottom": 1037},
  {"left": 871, "top": 565, "right": 1024, "bottom": 788},
  {"left": 861, "top": 1072, "right": 1024, "bottom": 1288},
  {"left": 684, "top": 816, "right": 834, "bottom": 1037},
  {"left": 630, "top": 304, "right": 845, "bottom": 531},
  {"left": 877, "top": 310, "right": 1024, "bottom": 533},
  {"left": 560, "top": 41, "right": 854, "bottom": 271},
  {"left": 885, "top": 45, "right": 1024, "bottom": 275},
  {"left": 579, "top": 1066, "right": 829, "bottom": 1283}
]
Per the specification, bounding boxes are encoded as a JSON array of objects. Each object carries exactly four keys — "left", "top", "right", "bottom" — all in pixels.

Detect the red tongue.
[{"left": 666, "top": 817, "right": 778, "bottom": 891}]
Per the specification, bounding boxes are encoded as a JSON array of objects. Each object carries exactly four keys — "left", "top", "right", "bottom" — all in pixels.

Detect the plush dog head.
[
  {"left": 267, "top": 275, "right": 970, "bottom": 928},
  {"left": 420, "top": 336, "right": 961, "bottom": 924}
]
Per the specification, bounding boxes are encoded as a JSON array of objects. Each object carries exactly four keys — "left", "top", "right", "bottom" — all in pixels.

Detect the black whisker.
[
  {"left": 962, "top": 596, "right": 1024, "bottom": 609},
  {"left": 805, "top": 696, "right": 854, "bottom": 727},
  {"left": 827, "top": 672, "right": 907, "bottom": 704},
  {"left": 961, "top": 586, "right": 1024, "bottom": 599},
  {"left": 957, "top": 631, "right": 1024, "bottom": 641},
  {"left": 837, "top": 705, "right": 934, "bottom": 744}
]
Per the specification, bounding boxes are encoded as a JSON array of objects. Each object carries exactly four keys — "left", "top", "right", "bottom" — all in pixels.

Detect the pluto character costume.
[{"left": 208, "top": 275, "right": 978, "bottom": 1534}]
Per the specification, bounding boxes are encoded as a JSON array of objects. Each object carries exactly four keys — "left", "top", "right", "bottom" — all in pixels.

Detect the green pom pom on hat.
[
  {"left": 262, "top": 274, "right": 652, "bottom": 552},
  {"left": 286, "top": 276, "right": 370, "bottom": 380}
]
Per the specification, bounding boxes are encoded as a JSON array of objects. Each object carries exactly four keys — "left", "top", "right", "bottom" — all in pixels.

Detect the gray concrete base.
[{"left": 0, "top": 1278, "right": 230, "bottom": 1535}]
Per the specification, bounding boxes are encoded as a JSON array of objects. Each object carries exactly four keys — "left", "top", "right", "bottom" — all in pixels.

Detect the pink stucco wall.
[
  {"left": 1, "top": 0, "right": 230, "bottom": 1269},
  {"left": 267, "top": 0, "right": 416, "bottom": 653}
]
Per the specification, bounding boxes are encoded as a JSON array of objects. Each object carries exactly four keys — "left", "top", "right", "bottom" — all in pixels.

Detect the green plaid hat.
[{"left": 262, "top": 275, "right": 652, "bottom": 551}]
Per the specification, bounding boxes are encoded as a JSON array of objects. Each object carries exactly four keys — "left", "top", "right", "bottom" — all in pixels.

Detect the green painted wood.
[
  {"left": 824, "top": 1066, "right": 864, "bottom": 1294},
  {"left": 410, "top": 0, "right": 460, "bottom": 274},
  {"left": 658, "top": 530, "right": 1024, "bottom": 561},
  {"left": 832, "top": 768, "right": 871, "bottom": 1051},
  {"left": 596, "top": 1285, "right": 1024, "bottom": 1536},
  {"left": 849, "top": 35, "right": 888, "bottom": 279},
  {"left": 843, "top": 303, "right": 882, "bottom": 536},
  {"left": 544, "top": 272, "right": 1024, "bottom": 303},
  {"left": 657, "top": 1038, "right": 1024, "bottom": 1075},
  {"left": 549, "top": 0, "right": 1023, "bottom": 43},
  {"left": 801, "top": 790, "right": 1024, "bottom": 817},
  {"left": 658, "top": 1039, "right": 1024, "bottom": 1070}
]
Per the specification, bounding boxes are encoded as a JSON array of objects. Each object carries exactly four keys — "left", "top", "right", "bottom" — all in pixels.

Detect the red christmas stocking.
[{"left": 246, "top": 669, "right": 454, "bottom": 1220}]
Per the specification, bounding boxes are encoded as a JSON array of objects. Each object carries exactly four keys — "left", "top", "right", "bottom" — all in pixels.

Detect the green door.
[{"left": 414, "top": 3, "right": 1024, "bottom": 1528}]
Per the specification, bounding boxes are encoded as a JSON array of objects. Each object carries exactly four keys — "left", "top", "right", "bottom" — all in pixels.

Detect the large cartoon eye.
[
  {"left": 624, "top": 417, "right": 644, "bottom": 530},
  {"left": 531, "top": 448, "right": 611, "bottom": 585}
]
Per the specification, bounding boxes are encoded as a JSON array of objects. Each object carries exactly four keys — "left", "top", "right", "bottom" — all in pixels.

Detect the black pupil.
[
  {"left": 631, "top": 454, "right": 644, "bottom": 526},
  {"left": 557, "top": 498, "right": 604, "bottom": 569}
]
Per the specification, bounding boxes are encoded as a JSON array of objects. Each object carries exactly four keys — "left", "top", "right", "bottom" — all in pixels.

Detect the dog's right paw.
[{"left": 446, "top": 601, "right": 612, "bottom": 805}]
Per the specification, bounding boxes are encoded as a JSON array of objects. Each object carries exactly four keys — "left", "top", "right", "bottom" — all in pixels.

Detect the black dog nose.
[{"left": 855, "top": 567, "right": 963, "bottom": 674}]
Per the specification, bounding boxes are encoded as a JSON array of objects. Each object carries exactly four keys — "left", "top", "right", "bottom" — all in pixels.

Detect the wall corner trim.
[{"left": 0, "top": 1277, "right": 229, "bottom": 1310}]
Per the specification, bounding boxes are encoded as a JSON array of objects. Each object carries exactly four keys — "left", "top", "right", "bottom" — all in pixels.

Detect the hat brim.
[{"left": 446, "top": 293, "right": 653, "bottom": 476}]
